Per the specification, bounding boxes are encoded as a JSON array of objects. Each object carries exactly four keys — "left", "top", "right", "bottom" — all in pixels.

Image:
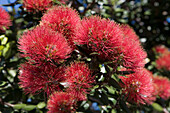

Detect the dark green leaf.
[
  {"left": 100, "top": 92, "right": 109, "bottom": 105},
  {"left": 119, "top": 99, "right": 131, "bottom": 113},
  {"left": 108, "top": 78, "right": 121, "bottom": 89}
]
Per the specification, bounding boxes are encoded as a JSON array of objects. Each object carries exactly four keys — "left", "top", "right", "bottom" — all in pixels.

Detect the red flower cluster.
[
  {"left": 156, "top": 53, "right": 170, "bottom": 70},
  {"left": 0, "top": 7, "right": 11, "bottom": 32},
  {"left": 120, "top": 25, "right": 147, "bottom": 69},
  {"left": 153, "top": 76, "right": 170, "bottom": 100},
  {"left": 23, "top": 0, "right": 53, "bottom": 13},
  {"left": 40, "top": 6, "right": 81, "bottom": 48},
  {"left": 153, "top": 45, "right": 169, "bottom": 55},
  {"left": 19, "top": 62, "right": 65, "bottom": 96},
  {"left": 18, "top": 26, "right": 72, "bottom": 64},
  {"left": 19, "top": 6, "right": 95, "bottom": 112},
  {"left": 77, "top": 16, "right": 146, "bottom": 69},
  {"left": 47, "top": 92, "right": 76, "bottom": 113},
  {"left": 65, "top": 62, "right": 94, "bottom": 101},
  {"left": 18, "top": 5, "right": 151, "bottom": 112},
  {"left": 45, "top": 62, "right": 93, "bottom": 112},
  {"left": 77, "top": 16, "right": 123, "bottom": 62},
  {"left": 119, "top": 69, "right": 154, "bottom": 105}
]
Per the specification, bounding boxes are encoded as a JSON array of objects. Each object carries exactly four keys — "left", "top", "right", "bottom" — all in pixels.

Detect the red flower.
[
  {"left": 119, "top": 69, "right": 154, "bottom": 104},
  {"left": 65, "top": 62, "right": 94, "bottom": 101},
  {"left": 153, "top": 76, "right": 170, "bottom": 100},
  {"left": 23, "top": 0, "right": 53, "bottom": 13},
  {"left": 18, "top": 26, "right": 72, "bottom": 64},
  {"left": 19, "top": 62, "right": 65, "bottom": 96},
  {"left": 156, "top": 53, "right": 170, "bottom": 70},
  {"left": 76, "top": 16, "right": 124, "bottom": 62},
  {"left": 153, "top": 45, "right": 169, "bottom": 56},
  {"left": 76, "top": 16, "right": 146, "bottom": 69},
  {"left": 0, "top": 7, "right": 11, "bottom": 32},
  {"left": 120, "top": 25, "right": 147, "bottom": 69},
  {"left": 47, "top": 92, "right": 76, "bottom": 113},
  {"left": 40, "top": 6, "right": 81, "bottom": 48}
]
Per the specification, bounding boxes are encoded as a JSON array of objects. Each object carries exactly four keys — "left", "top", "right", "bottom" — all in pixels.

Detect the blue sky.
[
  {"left": 0, "top": 0, "right": 21, "bottom": 17},
  {"left": 0, "top": 0, "right": 16, "bottom": 5}
]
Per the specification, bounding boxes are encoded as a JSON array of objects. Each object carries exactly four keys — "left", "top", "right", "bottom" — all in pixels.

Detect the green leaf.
[
  {"left": 152, "top": 103, "right": 163, "bottom": 112},
  {"left": 115, "top": 8, "right": 124, "bottom": 12},
  {"left": 53, "top": 0, "right": 62, "bottom": 4},
  {"left": 108, "top": 78, "right": 121, "bottom": 89},
  {"left": 0, "top": 35, "right": 8, "bottom": 45},
  {"left": 37, "top": 102, "right": 46, "bottom": 109},
  {"left": 23, "top": 105, "right": 36, "bottom": 111},
  {"left": 112, "top": 109, "right": 116, "bottom": 113},
  {"left": 2, "top": 41, "right": 15, "bottom": 59},
  {"left": 0, "top": 45, "right": 4, "bottom": 50},
  {"left": 100, "top": 92, "right": 109, "bottom": 105},
  {"left": 90, "top": 52, "right": 100, "bottom": 55},
  {"left": 144, "top": 10, "right": 151, "bottom": 15},
  {"left": 0, "top": 81, "right": 7, "bottom": 87},
  {"left": 105, "top": 86, "right": 115, "bottom": 94},
  {"left": 118, "top": 19, "right": 128, "bottom": 23},
  {"left": 13, "top": 104, "right": 26, "bottom": 110}
]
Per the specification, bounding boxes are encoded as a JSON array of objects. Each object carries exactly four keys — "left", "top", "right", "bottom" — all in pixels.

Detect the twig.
[{"left": 0, "top": 98, "right": 14, "bottom": 107}]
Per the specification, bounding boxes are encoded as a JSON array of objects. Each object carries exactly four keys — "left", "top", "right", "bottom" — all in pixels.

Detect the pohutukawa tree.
[{"left": 11, "top": 1, "right": 170, "bottom": 113}]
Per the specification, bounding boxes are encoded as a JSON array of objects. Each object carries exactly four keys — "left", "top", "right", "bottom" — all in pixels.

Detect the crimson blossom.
[
  {"left": 19, "top": 62, "right": 65, "bottom": 96},
  {"left": 153, "top": 76, "right": 170, "bottom": 100},
  {"left": 119, "top": 69, "right": 154, "bottom": 105},
  {"left": 40, "top": 5, "right": 81, "bottom": 48},
  {"left": 65, "top": 62, "right": 94, "bottom": 101},
  {"left": 18, "top": 26, "right": 72, "bottom": 64},
  {"left": 76, "top": 16, "right": 124, "bottom": 62},
  {"left": 23, "top": 0, "right": 53, "bottom": 13},
  {"left": 120, "top": 25, "right": 147, "bottom": 69},
  {"left": 156, "top": 53, "right": 170, "bottom": 71},
  {"left": 76, "top": 16, "right": 146, "bottom": 69},
  {"left": 47, "top": 92, "right": 76, "bottom": 113},
  {"left": 153, "top": 45, "right": 169, "bottom": 56},
  {"left": 0, "top": 7, "right": 11, "bottom": 32}
]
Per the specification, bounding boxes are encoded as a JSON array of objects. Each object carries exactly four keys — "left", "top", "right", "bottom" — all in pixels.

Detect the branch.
[{"left": 0, "top": 98, "right": 14, "bottom": 107}]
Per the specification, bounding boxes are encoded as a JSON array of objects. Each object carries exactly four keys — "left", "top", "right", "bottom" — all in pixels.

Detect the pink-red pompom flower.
[
  {"left": 153, "top": 76, "right": 170, "bottom": 100},
  {"left": 156, "top": 53, "right": 170, "bottom": 71},
  {"left": 19, "top": 62, "right": 65, "bottom": 96},
  {"left": 153, "top": 45, "right": 169, "bottom": 56},
  {"left": 76, "top": 16, "right": 146, "bottom": 69},
  {"left": 120, "top": 25, "right": 147, "bottom": 69},
  {"left": 40, "top": 6, "right": 81, "bottom": 48},
  {"left": 119, "top": 69, "right": 154, "bottom": 105},
  {"left": 65, "top": 62, "right": 94, "bottom": 101},
  {"left": 76, "top": 16, "right": 124, "bottom": 62},
  {"left": 23, "top": 0, "right": 53, "bottom": 13},
  {"left": 18, "top": 26, "right": 72, "bottom": 64},
  {"left": 0, "top": 7, "right": 11, "bottom": 32},
  {"left": 47, "top": 92, "right": 76, "bottom": 113}
]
